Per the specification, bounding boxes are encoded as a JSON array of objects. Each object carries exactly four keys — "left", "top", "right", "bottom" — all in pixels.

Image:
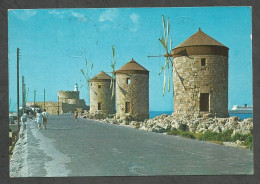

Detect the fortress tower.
[
  {"left": 172, "top": 28, "right": 229, "bottom": 117},
  {"left": 58, "top": 91, "right": 80, "bottom": 104},
  {"left": 115, "top": 58, "right": 149, "bottom": 121},
  {"left": 89, "top": 71, "right": 115, "bottom": 116},
  {"left": 58, "top": 86, "right": 87, "bottom": 113}
]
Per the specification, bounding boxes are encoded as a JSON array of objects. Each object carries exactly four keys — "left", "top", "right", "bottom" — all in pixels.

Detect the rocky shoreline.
[{"left": 82, "top": 112, "right": 253, "bottom": 149}]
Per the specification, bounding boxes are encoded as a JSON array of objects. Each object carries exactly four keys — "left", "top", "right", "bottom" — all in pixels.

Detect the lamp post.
[{"left": 17, "top": 48, "right": 20, "bottom": 134}]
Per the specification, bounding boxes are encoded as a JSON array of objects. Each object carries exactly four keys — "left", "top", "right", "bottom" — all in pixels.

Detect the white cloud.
[
  {"left": 130, "top": 13, "right": 139, "bottom": 24},
  {"left": 48, "top": 10, "right": 86, "bottom": 22},
  {"left": 12, "top": 9, "right": 37, "bottom": 20},
  {"left": 48, "top": 9, "right": 66, "bottom": 18},
  {"left": 71, "top": 12, "right": 86, "bottom": 22},
  {"left": 250, "top": 34, "right": 252, "bottom": 40},
  {"left": 129, "top": 13, "right": 140, "bottom": 32},
  {"left": 99, "top": 9, "right": 119, "bottom": 22}
]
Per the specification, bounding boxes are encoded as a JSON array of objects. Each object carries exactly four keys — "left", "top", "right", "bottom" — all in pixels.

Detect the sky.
[{"left": 8, "top": 7, "right": 252, "bottom": 112}]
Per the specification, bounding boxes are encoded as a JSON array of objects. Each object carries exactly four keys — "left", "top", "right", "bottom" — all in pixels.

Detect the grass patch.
[
  {"left": 167, "top": 129, "right": 253, "bottom": 149},
  {"left": 242, "top": 134, "right": 253, "bottom": 149},
  {"left": 167, "top": 130, "right": 196, "bottom": 139},
  {"left": 209, "top": 141, "right": 224, "bottom": 145},
  {"left": 196, "top": 129, "right": 234, "bottom": 142}
]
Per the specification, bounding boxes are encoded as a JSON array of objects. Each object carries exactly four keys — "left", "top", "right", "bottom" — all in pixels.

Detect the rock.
[
  {"left": 194, "top": 114, "right": 202, "bottom": 118},
  {"left": 218, "top": 119, "right": 226, "bottom": 125},
  {"left": 152, "top": 127, "right": 166, "bottom": 133},
  {"left": 130, "top": 121, "right": 136, "bottom": 125},
  {"left": 197, "top": 128, "right": 207, "bottom": 133},
  {"left": 122, "top": 120, "right": 129, "bottom": 125},
  {"left": 159, "top": 114, "right": 168, "bottom": 120},
  {"left": 236, "top": 140, "right": 243, "bottom": 146},
  {"left": 139, "top": 125, "right": 147, "bottom": 130},
  {"left": 179, "top": 123, "right": 188, "bottom": 131},
  {"left": 229, "top": 116, "right": 240, "bottom": 122},
  {"left": 241, "top": 129, "right": 251, "bottom": 135},
  {"left": 203, "top": 113, "right": 213, "bottom": 119},
  {"left": 134, "top": 122, "right": 141, "bottom": 129},
  {"left": 208, "top": 124, "right": 215, "bottom": 131},
  {"left": 212, "top": 126, "right": 222, "bottom": 133}
]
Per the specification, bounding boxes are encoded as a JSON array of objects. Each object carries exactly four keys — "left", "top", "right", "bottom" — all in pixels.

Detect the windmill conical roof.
[
  {"left": 116, "top": 58, "right": 149, "bottom": 74},
  {"left": 175, "top": 28, "right": 227, "bottom": 49},
  {"left": 89, "top": 71, "right": 112, "bottom": 82}
]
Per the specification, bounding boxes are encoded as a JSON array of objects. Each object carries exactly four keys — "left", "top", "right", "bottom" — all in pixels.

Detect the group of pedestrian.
[
  {"left": 22, "top": 108, "right": 78, "bottom": 130},
  {"left": 36, "top": 109, "right": 48, "bottom": 130}
]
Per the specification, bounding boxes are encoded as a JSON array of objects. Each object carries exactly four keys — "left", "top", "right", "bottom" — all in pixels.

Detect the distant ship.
[{"left": 229, "top": 104, "right": 253, "bottom": 114}]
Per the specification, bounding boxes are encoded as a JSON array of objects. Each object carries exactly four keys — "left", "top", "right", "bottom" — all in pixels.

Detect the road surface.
[{"left": 10, "top": 114, "right": 253, "bottom": 177}]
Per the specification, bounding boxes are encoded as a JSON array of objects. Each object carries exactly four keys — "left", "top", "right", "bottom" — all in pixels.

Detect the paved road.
[{"left": 16, "top": 114, "right": 253, "bottom": 176}]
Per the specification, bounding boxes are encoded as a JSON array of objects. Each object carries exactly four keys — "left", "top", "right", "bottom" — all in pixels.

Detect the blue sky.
[{"left": 8, "top": 7, "right": 252, "bottom": 112}]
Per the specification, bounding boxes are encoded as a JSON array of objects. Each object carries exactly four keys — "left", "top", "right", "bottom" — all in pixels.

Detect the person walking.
[
  {"left": 74, "top": 109, "right": 78, "bottom": 122},
  {"left": 36, "top": 109, "right": 43, "bottom": 130},
  {"left": 42, "top": 109, "right": 48, "bottom": 130},
  {"left": 20, "top": 113, "right": 27, "bottom": 130}
]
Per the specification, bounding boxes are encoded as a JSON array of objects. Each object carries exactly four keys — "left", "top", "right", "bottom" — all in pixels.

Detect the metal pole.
[
  {"left": 57, "top": 96, "right": 59, "bottom": 115},
  {"left": 17, "top": 48, "right": 20, "bottom": 133},
  {"left": 34, "top": 90, "right": 36, "bottom": 105},
  {"left": 44, "top": 89, "right": 45, "bottom": 109},
  {"left": 22, "top": 76, "right": 25, "bottom": 114}
]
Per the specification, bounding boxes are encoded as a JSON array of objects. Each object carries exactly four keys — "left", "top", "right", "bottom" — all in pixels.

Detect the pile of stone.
[
  {"left": 138, "top": 114, "right": 253, "bottom": 136},
  {"left": 83, "top": 111, "right": 115, "bottom": 120},
  {"left": 84, "top": 112, "right": 253, "bottom": 136}
]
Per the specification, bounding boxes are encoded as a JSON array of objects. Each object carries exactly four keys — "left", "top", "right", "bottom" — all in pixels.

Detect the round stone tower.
[
  {"left": 115, "top": 58, "right": 149, "bottom": 121},
  {"left": 58, "top": 91, "right": 79, "bottom": 104},
  {"left": 172, "top": 28, "right": 229, "bottom": 117},
  {"left": 89, "top": 71, "right": 115, "bottom": 115}
]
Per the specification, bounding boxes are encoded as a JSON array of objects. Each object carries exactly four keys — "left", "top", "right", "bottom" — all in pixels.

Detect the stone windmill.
[
  {"left": 150, "top": 15, "right": 229, "bottom": 118},
  {"left": 115, "top": 58, "right": 149, "bottom": 121},
  {"left": 89, "top": 71, "right": 116, "bottom": 117},
  {"left": 172, "top": 28, "right": 229, "bottom": 117}
]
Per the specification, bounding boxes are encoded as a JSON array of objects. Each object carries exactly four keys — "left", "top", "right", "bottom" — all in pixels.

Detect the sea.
[{"left": 149, "top": 111, "right": 253, "bottom": 120}]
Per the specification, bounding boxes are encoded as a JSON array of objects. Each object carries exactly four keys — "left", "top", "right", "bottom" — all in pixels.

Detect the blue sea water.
[
  {"left": 149, "top": 111, "right": 253, "bottom": 120},
  {"left": 149, "top": 111, "right": 173, "bottom": 119},
  {"left": 229, "top": 113, "right": 253, "bottom": 120}
]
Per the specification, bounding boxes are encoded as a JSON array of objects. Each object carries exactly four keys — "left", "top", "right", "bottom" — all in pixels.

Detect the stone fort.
[{"left": 27, "top": 84, "right": 89, "bottom": 114}]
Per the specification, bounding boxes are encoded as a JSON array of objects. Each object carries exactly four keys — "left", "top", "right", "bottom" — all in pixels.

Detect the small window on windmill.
[
  {"left": 98, "top": 84, "right": 101, "bottom": 89},
  {"left": 126, "top": 78, "right": 131, "bottom": 84},
  {"left": 98, "top": 103, "right": 102, "bottom": 110},
  {"left": 125, "top": 102, "right": 130, "bottom": 113},
  {"left": 201, "top": 58, "right": 206, "bottom": 66}
]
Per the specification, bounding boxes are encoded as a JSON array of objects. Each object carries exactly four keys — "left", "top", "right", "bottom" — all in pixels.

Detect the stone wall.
[
  {"left": 173, "top": 55, "right": 228, "bottom": 117},
  {"left": 89, "top": 81, "right": 115, "bottom": 115},
  {"left": 26, "top": 101, "right": 88, "bottom": 114},
  {"left": 116, "top": 73, "right": 149, "bottom": 121},
  {"left": 26, "top": 102, "right": 59, "bottom": 115},
  {"left": 61, "top": 103, "right": 77, "bottom": 113}
]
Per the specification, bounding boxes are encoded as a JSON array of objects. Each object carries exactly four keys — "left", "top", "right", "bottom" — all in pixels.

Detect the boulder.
[
  {"left": 229, "top": 116, "right": 240, "bottom": 122},
  {"left": 236, "top": 140, "right": 243, "bottom": 146},
  {"left": 203, "top": 113, "right": 213, "bottom": 119}
]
